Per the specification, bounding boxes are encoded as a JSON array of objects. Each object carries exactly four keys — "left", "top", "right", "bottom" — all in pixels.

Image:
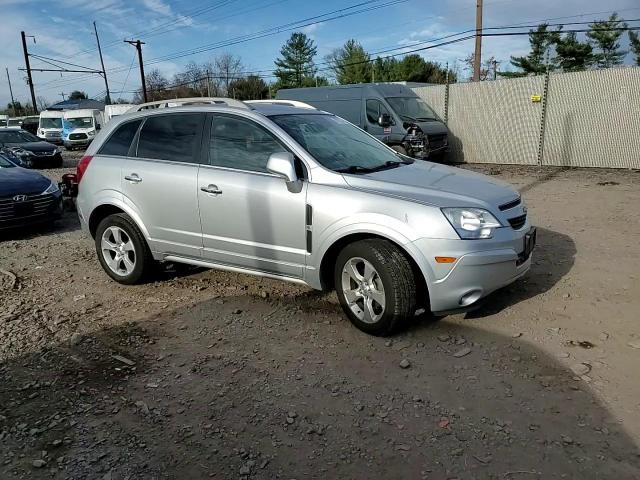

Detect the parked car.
[
  {"left": 0, "top": 114, "right": 7, "bottom": 127},
  {"left": 0, "top": 152, "right": 62, "bottom": 230},
  {"left": 21, "top": 116, "right": 40, "bottom": 135},
  {"left": 62, "top": 109, "right": 105, "bottom": 150},
  {"left": 105, "top": 104, "right": 135, "bottom": 122},
  {"left": 277, "top": 83, "right": 449, "bottom": 160},
  {"left": 71, "top": 101, "right": 535, "bottom": 336},
  {"left": 7, "top": 117, "right": 24, "bottom": 127},
  {"left": 38, "top": 110, "right": 64, "bottom": 144},
  {"left": 0, "top": 128, "right": 64, "bottom": 168}
]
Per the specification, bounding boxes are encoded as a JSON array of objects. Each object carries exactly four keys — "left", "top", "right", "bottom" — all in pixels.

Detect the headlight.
[
  {"left": 442, "top": 207, "right": 502, "bottom": 239},
  {"left": 43, "top": 181, "right": 60, "bottom": 194},
  {"left": 10, "top": 147, "right": 33, "bottom": 157},
  {"left": 88, "top": 130, "right": 96, "bottom": 136},
  {"left": 55, "top": 147, "right": 63, "bottom": 154}
]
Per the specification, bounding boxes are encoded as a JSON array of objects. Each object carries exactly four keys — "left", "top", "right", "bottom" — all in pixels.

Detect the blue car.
[{"left": 0, "top": 152, "right": 63, "bottom": 230}]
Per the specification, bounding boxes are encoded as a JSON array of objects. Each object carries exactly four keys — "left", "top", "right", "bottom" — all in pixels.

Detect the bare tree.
[
  {"left": 214, "top": 53, "right": 243, "bottom": 95},
  {"left": 36, "top": 96, "right": 49, "bottom": 111}
]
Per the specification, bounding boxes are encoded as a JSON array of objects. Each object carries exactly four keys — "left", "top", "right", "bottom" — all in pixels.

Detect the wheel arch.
[
  {"left": 318, "top": 231, "right": 431, "bottom": 309},
  {"left": 88, "top": 201, "right": 150, "bottom": 241}
]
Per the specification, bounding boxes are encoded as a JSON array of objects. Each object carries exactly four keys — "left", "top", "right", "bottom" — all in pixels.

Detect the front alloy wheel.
[
  {"left": 341, "top": 257, "right": 386, "bottom": 324},
  {"left": 335, "top": 239, "right": 417, "bottom": 336}
]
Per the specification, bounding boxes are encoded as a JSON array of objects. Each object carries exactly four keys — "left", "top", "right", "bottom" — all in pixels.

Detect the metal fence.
[{"left": 412, "top": 66, "right": 640, "bottom": 169}]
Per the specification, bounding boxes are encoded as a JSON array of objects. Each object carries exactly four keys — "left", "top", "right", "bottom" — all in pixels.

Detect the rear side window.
[
  {"left": 137, "top": 113, "right": 204, "bottom": 163},
  {"left": 209, "top": 115, "right": 287, "bottom": 173},
  {"left": 98, "top": 120, "right": 141, "bottom": 157}
]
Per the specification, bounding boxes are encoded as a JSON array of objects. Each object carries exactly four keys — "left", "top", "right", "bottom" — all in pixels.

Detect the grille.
[
  {"left": 499, "top": 197, "right": 521, "bottom": 211},
  {"left": 34, "top": 150, "right": 55, "bottom": 157},
  {"left": 69, "top": 133, "right": 88, "bottom": 140},
  {"left": 0, "top": 193, "right": 57, "bottom": 223},
  {"left": 508, "top": 214, "right": 527, "bottom": 230}
]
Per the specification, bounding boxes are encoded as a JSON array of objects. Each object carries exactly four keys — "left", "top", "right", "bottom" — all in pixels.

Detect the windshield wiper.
[
  {"left": 335, "top": 165, "right": 376, "bottom": 174},
  {"left": 368, "top": 160, "right": 404, "bottom": 172}
]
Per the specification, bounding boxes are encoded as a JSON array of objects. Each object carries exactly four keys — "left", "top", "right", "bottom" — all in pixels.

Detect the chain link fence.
[{"left": 412, "top": 66, "right": 640, "bottom": 169}]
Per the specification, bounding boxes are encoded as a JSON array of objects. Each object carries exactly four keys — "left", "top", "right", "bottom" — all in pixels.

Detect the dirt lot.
[{"left": 1, "top": 154, "right": 639, "bottom": 479}]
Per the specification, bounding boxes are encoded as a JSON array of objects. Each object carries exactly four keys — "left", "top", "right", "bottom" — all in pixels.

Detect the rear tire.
[
  {"left": 335, "top": 239, "right": 416, "bottom": 336},
  {"left": 94, "top": 213, "right": 155, "bottom": 285}
]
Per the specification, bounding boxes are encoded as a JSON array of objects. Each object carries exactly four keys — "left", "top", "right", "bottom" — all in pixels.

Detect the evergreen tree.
[
  {"left": 555, "top": 33, "right": 594, "bottom": 72},
  {"left": 502, "top": 24, "right": 561, "bottom": 77},
  {"left": 228, "top": 75, "right": 269, "bottom": 100},
  {"left": 327, "top": 39, "right": 371, "bottom": 84},
  {"left": 587, "top": 13, "right": 627, "bottom": 68},
  {"left": 630, "top": 31, "right": 640, "bottom": 66},
  {"left": 274, "top": 32, "right": 318, "bottom": 88}
]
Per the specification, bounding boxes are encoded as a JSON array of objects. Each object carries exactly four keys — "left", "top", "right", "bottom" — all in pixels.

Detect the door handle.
[
  {"left": 200, "top": 184, "right": 223, "bottom": 195},
  {"left": 124, "top": 174, "right": 142, "bottom": 184}
]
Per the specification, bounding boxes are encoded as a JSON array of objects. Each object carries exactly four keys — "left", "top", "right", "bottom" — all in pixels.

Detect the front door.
[
  {"left": 197, "top": 114, "right": 307, "bottom": 278},
  {"left": 121, "top": 112, "right": 205, "bottom": 258},
  {"left": 364, "top": 98, "right": 393, "bottom": 141}
]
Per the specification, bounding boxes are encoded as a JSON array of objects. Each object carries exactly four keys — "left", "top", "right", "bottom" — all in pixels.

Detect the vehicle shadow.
[
  {"left": 463, "top": 226, "right": 576, "bottom": 318},
  {"left": 0, "top": 294, "right": 638, "bottom": 479}
]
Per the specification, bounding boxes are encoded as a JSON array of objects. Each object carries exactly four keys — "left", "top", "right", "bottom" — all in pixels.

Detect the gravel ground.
[{"left": 1, "top": 153, "right": 639, "bottom": 479}]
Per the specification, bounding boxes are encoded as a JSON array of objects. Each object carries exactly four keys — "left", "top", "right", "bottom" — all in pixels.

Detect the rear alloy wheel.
[
  {"left": 95, "top": 213, "right": 154, "bottom": 284},
  {"left": 335, "top": 239, "right": 416, "bottom": 336}
]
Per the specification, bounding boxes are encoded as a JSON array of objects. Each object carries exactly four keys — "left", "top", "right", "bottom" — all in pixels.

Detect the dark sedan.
[
  {"left": 0, "top": 128, "right": 63, "bottom": 168},
  {"left": 0, "top": 154, "right": 63, "bottom": 230}
]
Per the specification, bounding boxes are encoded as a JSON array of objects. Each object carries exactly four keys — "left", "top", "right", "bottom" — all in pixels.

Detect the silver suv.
[{"left": 75, "top": 99, "right": 535, "bottom": 336}]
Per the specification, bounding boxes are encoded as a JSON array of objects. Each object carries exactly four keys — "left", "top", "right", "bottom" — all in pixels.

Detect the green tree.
[
  {"left": 228, "top": 75, "right": 269, "bottom": 100},
  {"left": 502, "top": 24, "right": 561, "bottom": 77},
  {"left": 327, "top": 39, "right": 371, "bottom": 84},
  {"left": 630, "top": 31, "right": 640, "bottom": 66},
  {"left": 587, "top": 13, "right": 627, "bottom": 68},
  {"left": 274, "top": 32, "right": 318, "bottom": 88},
  {"left": 554, "top": 32, "right": 594, "bottom": 72},
  {"left": 68, "top": 90, "right": 88, "bottom": 100}
]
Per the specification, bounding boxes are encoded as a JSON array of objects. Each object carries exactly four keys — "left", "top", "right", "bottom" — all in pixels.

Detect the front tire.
[
  {"left": 95, "top": 213, "right": 154, "bottom": 284},
  {"left": 335, "top": 239, "right": 416, "bottom": 336}
]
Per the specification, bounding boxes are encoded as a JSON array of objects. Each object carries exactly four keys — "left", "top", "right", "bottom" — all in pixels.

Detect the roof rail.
[
  {"left": 245, "top": 99, "right": 316, "bottom": 110},
  {"left": 127, "top": 97, "right": 249, "bottom": 113}
]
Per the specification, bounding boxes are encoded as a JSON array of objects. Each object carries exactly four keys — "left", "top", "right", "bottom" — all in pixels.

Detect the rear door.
[
  {"left": 121, "top": 112, "right": 205, "bottom": 258},
  {"left": 197, "top": 113, "right": 307, "bottom": 277}
]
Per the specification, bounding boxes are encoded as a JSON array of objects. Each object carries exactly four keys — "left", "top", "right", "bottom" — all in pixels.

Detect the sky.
[{"left": 0, "top": 0, "right": 639, "bottom": 109}]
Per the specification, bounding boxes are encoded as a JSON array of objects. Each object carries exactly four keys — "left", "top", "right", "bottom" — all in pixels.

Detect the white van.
[
  {"left": 0, "top": 115, "right": 7, "bottom": 127},
  {"left": 104, "top": 104, "right": 134, "bottom": 122},
  {"left": 38, "top": 110, "right": 64, "bottom": 144},
  {"left": 62, "top": 109, "right": 104, "bottom": 150}
]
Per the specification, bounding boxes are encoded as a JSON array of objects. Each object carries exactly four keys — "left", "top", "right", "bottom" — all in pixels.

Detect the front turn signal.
[{"left": 435, "top": 256, "right": 457, "bottom": 264}]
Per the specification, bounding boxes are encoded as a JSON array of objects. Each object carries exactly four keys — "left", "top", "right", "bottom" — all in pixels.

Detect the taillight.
[{"left": 76, "top": 155, "right": 93, "bottom": 184}]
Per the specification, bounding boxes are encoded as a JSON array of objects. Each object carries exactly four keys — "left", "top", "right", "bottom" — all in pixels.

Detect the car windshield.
[
  {"left": 40, "top": 117, "right": 62, "bottom": 129},
  {"left": 386, "top": 97, "right": 439, "bottom": 122},
  {"left": 64, "top": 117, "right": 93, "bottom": 129},
  {"left": 0, "top": 155, "right": 16, "bottom": 168},
  {"left": 0, "top": 130, "right": 40, "bottom": 143},
  {"left": 271, "top": 114, "right": 411, "bottom": 174}
]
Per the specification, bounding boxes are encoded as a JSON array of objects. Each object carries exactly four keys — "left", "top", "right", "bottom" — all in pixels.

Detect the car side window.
[
  {"left": 366, "top": 99, "right": 391, "bottom": 124},
  {"left": 210, "top": 115, "right": 287, "bottom": 174},
  {"left": 136, "top": 113, "right": 204, "bottom": 163},
  {"left": 98, "top": 120, "right": 142, "bottom": 157}
]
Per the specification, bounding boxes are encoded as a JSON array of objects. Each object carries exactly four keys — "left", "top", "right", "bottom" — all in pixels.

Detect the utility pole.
[
  {"left": 21, "top": 31, "right": 38, "bottom": 114},
  {"left": 473, "top": 0, "right": 483, "bottom": 82},
  {"left": 125, "top": 40, "right": 147, "bottom": 102},
  {"left": 6, "top": 68, "right": 16, "bottom": 116},
  {"left": 94, "top": 21, "right": 111, "bottom": 105}
]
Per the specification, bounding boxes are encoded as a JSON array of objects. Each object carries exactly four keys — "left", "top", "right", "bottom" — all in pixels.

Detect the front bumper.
[
  {"left": 0, "top": 190, "right": 63, "bottom": 231},
  {"left": 64, "top": 137, "right": 92, "bottom": 148},
  {"left": 411, "top": 225, "right": 535, "bottom": 313}
]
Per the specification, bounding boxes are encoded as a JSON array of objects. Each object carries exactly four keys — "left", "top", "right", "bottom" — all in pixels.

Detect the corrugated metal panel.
[
  {"left": 411, "top": 85, "right": 446, "bottom": 120},
  {"left": 445, "top": 77, "right": 544, "bottom": 165},
  {"left": 542, "top": 68, "right": 640, "bottom": 168}
]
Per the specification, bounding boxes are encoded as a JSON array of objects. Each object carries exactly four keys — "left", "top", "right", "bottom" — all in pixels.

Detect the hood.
[
  {"left": 342, "top": 161, "right": 519, "bottom": 211},
  {"left": 0, "top": 165, "right": 52, "bottom": 198},
  {"left": 412, "top": 120, "right": 448, "bottom": 136},
  {"left": 3, "top": 141, "right": 57, "bottom": 153}
]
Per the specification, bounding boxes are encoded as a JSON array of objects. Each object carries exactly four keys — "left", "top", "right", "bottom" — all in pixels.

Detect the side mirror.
[
  {"left": 267, "top": 151, "right": 297, "bottom": 183},
  {"left": 378, "top": 113, "right": 392, "bottom": 128}
]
